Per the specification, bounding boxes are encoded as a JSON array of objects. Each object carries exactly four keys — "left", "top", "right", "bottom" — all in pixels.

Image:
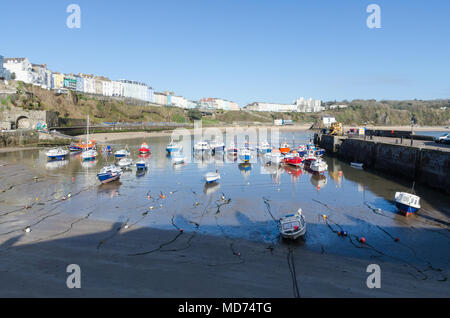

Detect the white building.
[
  {"left": 102, "top": 80, "right": 114, "bottom": 97},
  {"left": 119, "top": 79, "right": 152, "bottom": 102},
  {"left": 211, "top": 98, "right": 239, "bottom": 111},
  {"left": 3, "top": 58, "right": 32, "bottom": 83},
  {"left": 246, "top": 102, "right": 297, "bottom": 112},
  {"left": 112, "top": 81, "right": 124, "bottom": 97},
  {"left": 171, "top": 95, "right": 188, "bottom": 108},
  {"left": 322, "top": 116, "right": 337, "bottom": 127},
  {"left": 296, "top": 97, "right": 323, "bottom": 112}
]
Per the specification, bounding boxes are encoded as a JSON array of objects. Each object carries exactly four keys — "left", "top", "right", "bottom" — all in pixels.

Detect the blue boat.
[
  {"left": 394, "top": 192, "right": 421, "bottom": 214},
  {"left": 136, "top": 160, "right": 148, "bottom": 170},
  {"left": 166, "top": 141, "right": 181, "bottom": 154},
  {"left": 239, "top": 148, "right": 252, "bottom": 162},
  {"left": 97, "top": 165, "right": 122, "bottom": 184}
]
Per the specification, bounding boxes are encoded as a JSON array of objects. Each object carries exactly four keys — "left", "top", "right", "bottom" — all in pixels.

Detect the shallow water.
[{"left": 1, "top": 131, "right": 449, "bottom": 276}]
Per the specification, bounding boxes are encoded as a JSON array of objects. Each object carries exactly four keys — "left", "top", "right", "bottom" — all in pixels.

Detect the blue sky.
[{"left": 1, "top": 0, "right": 449, "bottom": 106}]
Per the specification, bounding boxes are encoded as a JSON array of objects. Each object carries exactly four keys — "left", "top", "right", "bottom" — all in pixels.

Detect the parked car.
[{"left": 434, "top": 132, "right": 450, "bottom": 144}]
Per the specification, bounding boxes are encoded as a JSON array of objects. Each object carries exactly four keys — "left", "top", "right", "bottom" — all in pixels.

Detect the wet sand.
[{"left": 0, "top": 160, "right": 448, "bottom": 297}]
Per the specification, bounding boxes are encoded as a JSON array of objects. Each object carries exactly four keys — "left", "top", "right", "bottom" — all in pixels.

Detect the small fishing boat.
[
  {"left": 81, "top": 149, "right": 98, "bottom": 161},
  {"left": 265, "top": 150, "right": 284, "bottom": 165},
  {"left": 226, "top": 143, "right": 238, "bottom": 155},
  {"left": 210, "top": 140, "right": 225, "bottom": 153},
  {"left": 114, "top": 149, "right": 130, "bottom": 158},
  {"left": 136, "top": 159, "right": 149, "bottom": 170},
  {"left": 104, "top": 145, "right": 113, "bottom": 153},
  {"left": 172, "top": 151, "right": 186, "bottom": 165},
  {"left": 204, "top": 170, "right": 221, "bottom": 184},
  {"left": 309, "top": 158, "right": 328, "bottom": 174},
  {"left": 279, "top": 209, "right": 307, "bottom": 240},
  {"left": 70, "top": 140, "right": 96, "bottom": 152},
  {"left": 394, "top": 192, "right": 421, "bottom": 214},
  {"left": 139, "top": 142, "right": 151, "bottom": 154},
  {"left": 97, "top": 165, "right": 122, "bottom": 184},
  {"left": 279, "top": 142, "right": 291, "bottom": 155},
  {"left": 297, "top": 145, "right": 307, "bottom": 156},
  {"left": 166, "top": 140, "right": 181, "bottom": 154},
  {"left": 239, "top": 148, "right": 252, "bottom": 162},
  {"left": 46, "top": 147, "right": 69, "bottom": 160},
  {"left": 315, "top": 148, "right": 326, "bottom": 157},
  {"left": 194, "top": 141, "right": 210, "bottom": 153},
  {"left": 117, "top": 157, "right": 133, "bottom": 168},
  {"left": 257, "top": 141, "right": 272, "bottom": 154},
  {"left": 283, "top": 151, "right": 303, "bottom": 167},
  {"left": 351, "top": 162, "right": 364, "bottom": 169}
]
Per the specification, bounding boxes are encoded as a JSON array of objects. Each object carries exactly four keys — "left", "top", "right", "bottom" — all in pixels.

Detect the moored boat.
[
  {"left": 239, "top": 148, "right": 252, "bottom": 162},
  {"left": 194, "top": 141, "right": 210, "bottom": 153},
  {"left": 279, "top": 141, "right": 291, "bottom": 155},
  {"left": 226, "top": 143, "right": 238, "bottom": 155},
  {"left": 117, "top": 157, "right": 133, "bottom": 168},
  {"left": 283, "top": 151, "right": 303, "bottom": 167},
  {"left": 139, "top": 142, "right": 151, "bottom": 154},
  {"left": 279, "top": 209, "right": 307, "bottom": 240},
  {"left": 136, "top": 159, "right": 149, "bottom": 170},
  {"left": 204, "top": 170, "right": 221, "bottom": 184},
  {"left": 257, "top": 141, "right": 272, "bottom": 154},
  {"left": 309, "top": 158, "right": 328, "bottom": 174},
  {"left": 81, "top": 149, "right": 98, "bottom": 161},
  {"left": 265, "top": 149, "right": 284, "bottom": 165},
  {"left": 114, "top": 149, "right": 130, "bottom": 158},
  {"left": 46, "top": 147, "right": 69, "bottom": 160},
  {"left": 166, "top": 140, "right": 181, "bottom": 154},
  {"left": 210, "top": 140, "right": 225, "bottom": 153},
  {"left": 394, "top": 192, "right": 421, "bottom": 214},
  {"left": 97, "top": 165, "right": 122, "bottom": 184}
]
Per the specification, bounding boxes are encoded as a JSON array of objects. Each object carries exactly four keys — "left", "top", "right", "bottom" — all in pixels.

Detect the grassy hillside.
[{"left": 1, "top": 81, "right": 449, "bottom": 127}]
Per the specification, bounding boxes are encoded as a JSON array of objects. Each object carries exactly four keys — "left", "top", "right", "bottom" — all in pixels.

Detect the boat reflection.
[
  {"left": 45, "top": 160, "right": 69, "bottom": 170},
  {"left": 204, "top": 182, "right": 220, "bottom": 195},
  {"left": 311, "top": 174, "right": 328, "bottom": 189},
  {"left": 284, "top": 165, "right": 303, "bottom": 183},
  {"left": 97, "top": 181, "right": 122, "bottom": 197},
  {"left": 261, "top": 164, "right": 284, "bottom": 184},
  {"left": 238, "top": 163, "right": 252, "bottom": 178}
]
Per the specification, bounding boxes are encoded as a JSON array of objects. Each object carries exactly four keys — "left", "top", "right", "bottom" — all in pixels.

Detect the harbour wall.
[
  {"left": 0, "top": 129, "right": 39, "bottom": 148},
  {"left": 315, "top": 134, "right": 450, "bottom": 193}
]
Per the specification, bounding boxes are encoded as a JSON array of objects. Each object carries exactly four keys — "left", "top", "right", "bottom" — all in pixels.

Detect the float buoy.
[{"left": 360, "top": 237, "right": 366, "bottom": 244}]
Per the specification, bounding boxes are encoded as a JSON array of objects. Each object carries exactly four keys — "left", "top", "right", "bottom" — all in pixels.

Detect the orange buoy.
[{"left": 360, "top": 237, "right": 366, "bottom": 244}]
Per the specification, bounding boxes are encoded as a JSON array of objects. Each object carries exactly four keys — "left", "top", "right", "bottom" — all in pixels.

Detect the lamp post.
[{"left": 410, "top": 114, "right": 416, "bottom": 146}]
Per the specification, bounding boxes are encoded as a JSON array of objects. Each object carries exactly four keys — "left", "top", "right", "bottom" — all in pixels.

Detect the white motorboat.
[
  {"left": 309, "top": 158, "right": 328, "bottom": 174},
  {"left": 115, "top": 149, "right": 131, "bottom": 158},
  {"left": 194, "top": 141, "right": 211, "bottom": 152},
  {"left": 46, "top": 147, "right": 69, "bottom": 160},
  {"left": 210, "top": 140, "right": 225, "bottom": 153},
  {"left": 279, "top": 209, "right": 307, "bottom": 240},
  {"left": 257, "top": 141, "right": 272, "bottom": 154},
  {"left": 239, "top": 148, "right": 252, "bottom": 162},
  {"left": 117, "top": 157, "right": 133, "bottom": 168},
  {"left": 204, "top": 171, "right": 221, "bottom": 184},
  {"left": 394, "top": 192, "right": 421, "bottom": 214},
  {"left": 265, "top": 150, "right": 284, "bottom": 165}
]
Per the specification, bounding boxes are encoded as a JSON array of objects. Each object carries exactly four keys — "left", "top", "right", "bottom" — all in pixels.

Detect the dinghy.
[
  {"left": 279, "top": 209, "right": 307, "bottom": 240},
  {"left": 351, "top": 162, "right": 364, "bottom": 169},
  {"left": 204, "top": 171, "right": 221, "bottom": 184}
]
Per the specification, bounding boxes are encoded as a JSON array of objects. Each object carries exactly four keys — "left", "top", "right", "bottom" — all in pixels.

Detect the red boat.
[
  {"left": 139, "top": 142, "right": 151, "bottom": 154},
  {"left": 283, "top": 151, "right": 303, "bottom": 167}
]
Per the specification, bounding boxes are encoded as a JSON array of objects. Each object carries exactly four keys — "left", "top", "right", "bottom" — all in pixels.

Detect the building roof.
[{"left": 4, "top": 58, "right": 27, "bottom": 63}]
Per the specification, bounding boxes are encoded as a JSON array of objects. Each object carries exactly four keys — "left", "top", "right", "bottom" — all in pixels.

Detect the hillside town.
[{"left": 0, "top": 54, "right": 323, "bottom": 113}]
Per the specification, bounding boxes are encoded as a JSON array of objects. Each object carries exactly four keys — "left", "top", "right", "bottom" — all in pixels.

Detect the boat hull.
[
  {"left": 97, "top": 173, "right": 120, "bottom": 184},
  {"left": 395, "top": 202, "right": 419, "bottom": 214}
]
